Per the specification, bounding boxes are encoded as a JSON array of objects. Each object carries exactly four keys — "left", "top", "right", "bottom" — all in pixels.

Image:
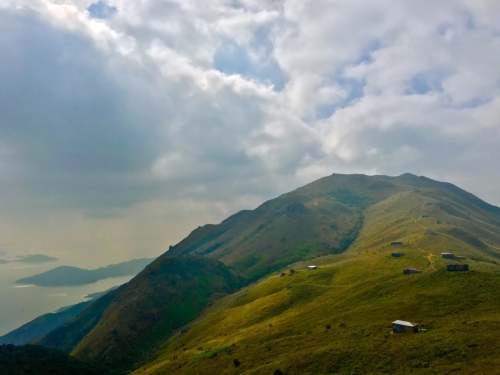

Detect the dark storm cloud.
[
  {"left": 0, "top": 6, "right": 318, "bottom": 214},
  {"left": 0, "top": 10, "right": 164, "bottom": 209}
]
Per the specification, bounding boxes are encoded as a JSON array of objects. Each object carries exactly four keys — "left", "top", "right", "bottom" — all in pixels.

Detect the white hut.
[
  {"left": 392, "top": 320, "right": 418, "bottom": 333},
  {"left": 441, "top": 252, "right": 455, "bottom": 259}
]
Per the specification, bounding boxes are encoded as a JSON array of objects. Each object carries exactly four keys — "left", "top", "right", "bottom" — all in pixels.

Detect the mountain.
[
  {"left": 28, "top": 173, "right": 500, "bottom": 374},
  {"left": 166, "top": 173, "right": 408, "bottom": 281},
  {"left": 166, "top": 173, "right": 500, "bottom": 278},
  {"left": 16, "top": 258, "right": 153, "bottom": 287},
  {"left": 130, "top": 174, "right": 500, "bottom": 374}
]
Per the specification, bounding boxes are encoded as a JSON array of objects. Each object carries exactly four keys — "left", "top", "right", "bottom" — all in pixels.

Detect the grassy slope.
[
  {"left": 167, "top": 174, "right": 415, "bottom": 281},
  {"left": 52, "top": 174, "right": 397, "bottom": 371},
  {"left": 133, "top": 183, "right": 500, "bottom": 375},
  {"left": 37, "top": 289, "right": 117, "bottom": 353},
  {"left": 71, "top": 256, "right": 241, "bottom": 372}
]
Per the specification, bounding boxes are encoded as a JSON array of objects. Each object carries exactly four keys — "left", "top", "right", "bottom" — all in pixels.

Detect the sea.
[{"left": 0, "top": 261, "right": 133, "bottom": 336}]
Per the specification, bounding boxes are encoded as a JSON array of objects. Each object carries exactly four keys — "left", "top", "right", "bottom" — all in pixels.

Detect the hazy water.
[{"left": 0, "top": 262, "right": 133, "bottom": 336}]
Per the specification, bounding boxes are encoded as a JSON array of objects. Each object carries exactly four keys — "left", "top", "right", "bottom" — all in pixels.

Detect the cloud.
[
  {"left": 0, "top": 0, "right": 499, "bottom": 259},
  {"left": 0, "top": 8, "right": 165, "bottom": 210},
  {"left": 0, "top": 2, "right": 317, "bottom": 213}
]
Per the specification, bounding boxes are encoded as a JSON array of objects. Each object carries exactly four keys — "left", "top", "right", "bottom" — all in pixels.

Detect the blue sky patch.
[
  {"left": 406, "top": 70, "right": 445, "bottom": 95},
  {"left": 214, "top": 33, "right": 287, "bottom": 91},
  {"left": 87, "top": 1, "right": 117, "bottom": 19}
]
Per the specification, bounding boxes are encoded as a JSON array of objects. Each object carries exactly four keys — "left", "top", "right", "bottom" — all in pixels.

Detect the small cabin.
[
  {"left": 447, "top": 264, "right": 469, "bottom": 272},
  {"left": 307, "top": 265, "right": 318, "bottom": 270},
  {"left": 403, "top": 268, "right": 421, "bottom": 275},
  {"left": 391, "top": 241, "right": 403, "bottom": 247},
  {"left": 392, "top": 320, "right": 418, "bottom": 333},
  {"left": 391, "top": 252, "right": 403, "bottom": 257},
  {"left": 441, "top": 252, "right": 455, "bottom": 259}
]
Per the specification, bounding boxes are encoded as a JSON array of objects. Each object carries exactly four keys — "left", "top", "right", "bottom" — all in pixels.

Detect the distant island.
[
  {"left": 16, "top": 258, "right": 153, "bottom": 287},
  {"left": 0, "top": 253, "right": 58, "bottom": 264},
  {"left": 16, "top": 254, "right": 58, "bottom": 264}
]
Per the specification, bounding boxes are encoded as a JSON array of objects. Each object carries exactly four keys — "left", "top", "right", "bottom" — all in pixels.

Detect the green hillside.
[
  {"left": 71, "top": 256, "right": 241, "bottom": 372},
  {"left": 37, "top": 288, "right": 118, "bottom": 353},
  {"left": 132, "top": 175, "right": 500, "bottom": 374},
  {"left": 167, "top": 173, "right": 411, "bottom": 280},
  {"left": 168, "top": 173, "right": 500, "bottom": 281},
  {"left": 60, "top": 174, "right": 409, "bottom": 371}
]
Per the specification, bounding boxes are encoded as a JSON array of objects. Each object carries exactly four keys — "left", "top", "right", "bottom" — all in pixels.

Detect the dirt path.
[
  {"left": 426, "top": 253, "right": 437, "bottom": 270},
  {"left": 483, "top": 240, "right": 500, "bottom": 251}
]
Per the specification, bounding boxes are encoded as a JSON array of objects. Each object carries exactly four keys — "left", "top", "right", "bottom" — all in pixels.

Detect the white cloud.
[{"left": 0, "top": 0, "right": 499, "bottom": 259}]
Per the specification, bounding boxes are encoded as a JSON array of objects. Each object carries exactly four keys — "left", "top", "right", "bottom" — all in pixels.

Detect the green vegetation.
[
  {"left": 167, "top": 173, "right": 409, "bottom": 281},
  {"left": 0, "top": 345, "right": 107, "bottom": 375},
  {"left": 16, "top": 258, "right": 153, "bottom": 287},
  {"left": 37, "top": 288, "right": 118, "bottom": 353},
  {"left": 71, "top": 256, "right": 241, "bottom": 372},
  {"left": 134, "top": 258, "right": 500, "bottom": 374}
]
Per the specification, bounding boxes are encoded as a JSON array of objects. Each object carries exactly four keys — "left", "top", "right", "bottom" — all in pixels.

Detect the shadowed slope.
[
  {"left": 37, "top": 290, "right": 117, "bottom": 353},
  {"left": 71, "top": 256, "right": 241, "bottom": 372},
  {"left": 0, "top": 345, "right": 107, "bottom": 375}
]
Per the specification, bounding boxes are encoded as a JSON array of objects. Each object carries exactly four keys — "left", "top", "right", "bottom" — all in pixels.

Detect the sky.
[{"left": 0, "top": 0, "right": 499, "bottom": 265}]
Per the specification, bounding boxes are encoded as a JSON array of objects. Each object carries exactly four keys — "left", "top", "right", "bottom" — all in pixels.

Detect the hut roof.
[{"left": 392, "top": 320, "right": 417, "bottom": 327}]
